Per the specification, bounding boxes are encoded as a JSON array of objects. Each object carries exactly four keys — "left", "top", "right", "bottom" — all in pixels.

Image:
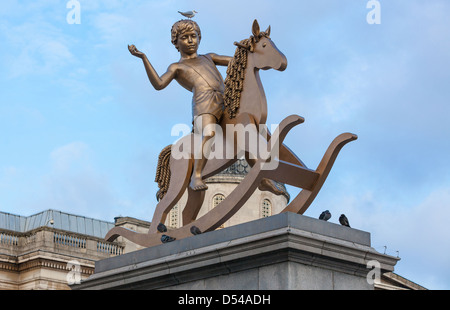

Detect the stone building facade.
[{"left": 0, "top": 210, "right": 123, "bottom": 290}]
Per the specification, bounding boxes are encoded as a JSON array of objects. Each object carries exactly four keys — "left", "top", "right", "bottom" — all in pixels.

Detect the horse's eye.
[{"left": 262, "top": 43, "right": 267, "bottom": 48}]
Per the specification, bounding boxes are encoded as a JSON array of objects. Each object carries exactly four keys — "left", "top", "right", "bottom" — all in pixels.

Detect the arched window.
[
  {"left": 213, "top": 194, "right": 225, "bottom": 209},
  {"left": 261, "top": 199, "right": 272, "bottom": 218}
]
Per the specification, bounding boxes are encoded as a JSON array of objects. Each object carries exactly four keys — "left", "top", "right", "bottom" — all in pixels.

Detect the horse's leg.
[
  {"left": 148, "top": 156, "right": 193, "bottom": 234},
  {"left": 263, "top": 123, "right": 306, "bottom": 167},
  {"left": 182, "top": 186, "right": 206, "bottom": 225},
  {"left": 254, "top": 115, "right": 305, "bottom": 167},
  {"left": 279, "top": 142, "right": 306, "bottom": 167},
  {"left": 245, "top": 155, "right": 285, "bottom": 196},
  {"left": 201, "top": 114, "right": 248, "bottom": 179},
  {"left": 242, "top": 114, "right": 305, "bottom": 195}
]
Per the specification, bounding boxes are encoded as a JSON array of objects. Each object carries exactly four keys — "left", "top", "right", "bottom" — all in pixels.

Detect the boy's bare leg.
[{"left": 190, "top": 114, "right": 217, "bottom": 191}]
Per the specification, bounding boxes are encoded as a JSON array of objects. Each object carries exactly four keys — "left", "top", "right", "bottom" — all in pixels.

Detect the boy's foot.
[{"left": 190, "top": 177, "right": 208, "bottom": 191}]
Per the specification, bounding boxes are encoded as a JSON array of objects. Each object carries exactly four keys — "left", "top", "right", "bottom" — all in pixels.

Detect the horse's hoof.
[{"left": 258, "top": 178, "right": 284, "bottom": 196}]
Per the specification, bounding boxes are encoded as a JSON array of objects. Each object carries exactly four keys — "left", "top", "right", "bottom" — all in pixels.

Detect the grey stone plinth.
[{"left": 71, "top": 212, "right": 399, "bottom": 290}]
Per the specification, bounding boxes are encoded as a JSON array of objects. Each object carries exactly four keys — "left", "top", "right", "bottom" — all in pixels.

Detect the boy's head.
[{"left": 171, "top": 20, "right": 202, "bottom": 51}]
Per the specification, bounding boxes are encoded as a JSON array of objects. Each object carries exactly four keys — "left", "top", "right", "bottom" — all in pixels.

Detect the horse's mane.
[
  {"left": 224, "top": 31, "right": 269, "bottom": 119},
  {"left": 223, "top": 38, "right": 251, "bottom": 119}
]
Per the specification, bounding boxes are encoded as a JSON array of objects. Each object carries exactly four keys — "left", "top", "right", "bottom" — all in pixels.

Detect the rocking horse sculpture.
[{"left": 105, "top": 19, "right": 357, "bottom": 248}]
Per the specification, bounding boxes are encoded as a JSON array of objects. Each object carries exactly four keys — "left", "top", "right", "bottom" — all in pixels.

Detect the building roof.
[
  {"left": 0, "top": 209, "right": 114, "bottom": 239},
  {"left": 379, "top": 272, "right": 427, "bottom": 290}
]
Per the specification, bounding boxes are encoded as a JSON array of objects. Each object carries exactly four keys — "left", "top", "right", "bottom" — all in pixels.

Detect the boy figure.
[{"left": 129, "top": 19, "right": 232, "bottom": 191}]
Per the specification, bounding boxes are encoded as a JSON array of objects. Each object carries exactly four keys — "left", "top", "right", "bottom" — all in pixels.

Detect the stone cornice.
[{"left": 0, "top": 251, "right": 94, "bottom": 275}]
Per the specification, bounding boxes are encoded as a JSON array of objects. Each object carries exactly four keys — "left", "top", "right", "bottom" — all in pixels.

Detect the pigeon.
[
  {"left": 161, "top": 235, "right": 176, "bottom": 244},
  {"left": 190, "top": 225, "right": 202, "bottom": 236},
  {"left": 339, "top": 214, "right": 351, "bottom": 227},
  {"left": 157, "top": 223, "right": 167, "bottom": 233},
  {"left": 319, "top": 210, "right": 331, "bottom": 221},
  {"left": 178, "top": 10, "right": 198, "bottom": 19}
]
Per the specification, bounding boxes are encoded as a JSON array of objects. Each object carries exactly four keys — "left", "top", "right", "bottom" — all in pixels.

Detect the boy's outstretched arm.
[
  {"left": 129, "top": 44, "right": 176, "bottom": 91},
  {"left": 209, "top": 53, "right": 233, "bottom": 67}
]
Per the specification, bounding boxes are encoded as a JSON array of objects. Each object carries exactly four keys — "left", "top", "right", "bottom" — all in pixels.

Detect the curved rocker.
[{"left": 105, "top": 127, "right": 357, "bottom": 248}]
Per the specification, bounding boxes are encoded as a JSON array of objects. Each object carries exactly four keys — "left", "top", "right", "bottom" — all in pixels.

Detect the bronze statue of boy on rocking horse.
[{"left": 106, "top": 17, "right": 357, "bottom": 247}]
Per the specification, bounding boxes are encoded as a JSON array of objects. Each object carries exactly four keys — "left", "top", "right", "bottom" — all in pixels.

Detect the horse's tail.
[{"left": 155, "top": 145, "right": 172, "bottom": 201}]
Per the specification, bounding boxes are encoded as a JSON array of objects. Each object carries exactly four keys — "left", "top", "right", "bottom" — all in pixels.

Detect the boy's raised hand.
[{"left": 128, "top": 44, "right": 145, "bottom": 58}]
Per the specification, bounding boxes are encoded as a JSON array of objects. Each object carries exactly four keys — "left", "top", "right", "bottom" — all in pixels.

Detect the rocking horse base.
[{"left": 71, "top": 212, "right": 399, "bottom": 290}]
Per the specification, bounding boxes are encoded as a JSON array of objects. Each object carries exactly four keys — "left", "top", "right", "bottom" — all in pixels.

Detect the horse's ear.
[
  {"left": 252, "top": 19, "right": 260, "bottom": 37},
  {"left": 265, "top": 25, "right": 271, "bottom": 37}
]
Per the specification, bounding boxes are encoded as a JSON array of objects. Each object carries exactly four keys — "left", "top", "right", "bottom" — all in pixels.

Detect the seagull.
[
  {"left": 157, "top": 223, "right": 167, "bottom": 233},
  {"left": 339, "top": 214, "right": 351, "bottom": 227},
  {"left": 190, "top": 226, "right": 202, "bottom": 236},
  {"left": 319, "top": 210, "right": 331, "bottom": 221},
  {"left": 161, "top": 235, "right": 176, "bottom": 244},
  {"left": 178, "top": 10, "right": 198, "bottom": 19}
]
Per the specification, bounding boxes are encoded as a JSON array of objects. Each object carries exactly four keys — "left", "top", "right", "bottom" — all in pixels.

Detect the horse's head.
[
  {"left": 225, "top": 20, "right": 287, "bottom": 121},
  {"left": 248, "top": 19, "right": 287, "bottom": 71}
]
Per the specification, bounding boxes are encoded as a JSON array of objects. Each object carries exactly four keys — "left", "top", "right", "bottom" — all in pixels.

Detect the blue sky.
[{"left": 1, "top": 0, "right": 449, "bottom": 289}]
